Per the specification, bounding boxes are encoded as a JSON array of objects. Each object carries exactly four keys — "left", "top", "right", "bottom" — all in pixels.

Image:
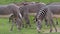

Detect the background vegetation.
[{"left": 0, "top": 0, "right": 60, "bottom": 4}]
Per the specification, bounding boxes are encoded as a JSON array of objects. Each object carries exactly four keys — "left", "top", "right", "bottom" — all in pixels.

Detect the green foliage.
[{"left": 0, "top": 0, "right": 60, "bottom": 4}]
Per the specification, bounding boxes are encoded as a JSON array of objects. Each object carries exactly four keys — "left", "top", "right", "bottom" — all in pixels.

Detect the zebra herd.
[{"left": 0, "top": 2, "right": 60, "bottom": 33}]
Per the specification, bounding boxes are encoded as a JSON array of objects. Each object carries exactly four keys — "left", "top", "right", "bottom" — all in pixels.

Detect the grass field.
[
  {"left": 0, "top": 0, "right": 60, "bottom": 34},
  {"left": 0, "top": 16, "right": 60, "bottom": 34}
]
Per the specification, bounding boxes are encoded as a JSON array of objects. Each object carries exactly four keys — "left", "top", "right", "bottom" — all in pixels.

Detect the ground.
[{"left": 0, "top": 16, "right": 60, "bottom": 34}]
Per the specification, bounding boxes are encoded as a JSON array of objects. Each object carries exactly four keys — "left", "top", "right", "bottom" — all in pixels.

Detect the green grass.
[
  {"left": 0, "top": 0, "right": 60, "bottom": 4},
  {"left": 0, "top": 16, "right": 60, "bottom": 34}
]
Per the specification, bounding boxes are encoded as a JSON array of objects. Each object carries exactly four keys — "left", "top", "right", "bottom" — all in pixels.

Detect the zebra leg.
[
  {"left": 56, "top": 18, "right": 58, "bottom": 25},
  {"left": 10, "top": 20, "right": 14, "bottom": 31},
  {"left": 51, "top": 19, "right": 57, "bottom": 32},
  {"left": 47, "top": 18, "right": 53, "bottom": 32},
  {"left": 49, "top": 19, "right": 57, "bottom": 32},
  {"left": 27, "top": 20, "right": 31, "bottom": 28},
  {"left": 49, "top": 21, "right": 53, "bottom": 32},
  {"left": 16, "top": 25, "right": 21, "bottom": 31},
  {"left": 21, "top": 20, "right": 24, "bottom": 28},
  {"left": 25, "top": 17, "right": 31, "bottom": 28},
  {"left": 20, "top": 17, "right": 24, "bottom": 28},
  {"left": 24, "top": 17, "right": 28, "bottom": 28},
  {"left": 45, "top": 16, "right": 53, "bottom": 32},
  {"left": 16, "top": 18, "right": 22, "bottom": 31},
  {"left": 9, "top": 17, "right": 12, "bottom": 23},
  {"left": 9, "top": 19, "right": 11, "bottom": 23},
  {"left": 36, "top": 20, "right": 42, "bottom": 33},
  {"left": 17, "top": 25, "right": 21, "bottom": 31},
  {"left": 44, "top": 18, "right": 49, "bottom": 27}
]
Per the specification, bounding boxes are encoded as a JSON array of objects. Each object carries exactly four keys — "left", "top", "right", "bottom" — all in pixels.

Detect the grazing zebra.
[
  {"left": 46, "top": 2, "right": 60, "bottom": 25},
  {"left": 9, "top": 14, "right": 24, "bottom": 31},
  {"left": 35, "top": 6, "right": 57, "bottom": 33},
  {"left": 19, "top": 2, "right": 46, "bottom": 28},
  {"left": 0, "top": 4, "right": 23, "bottom": 31}
]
